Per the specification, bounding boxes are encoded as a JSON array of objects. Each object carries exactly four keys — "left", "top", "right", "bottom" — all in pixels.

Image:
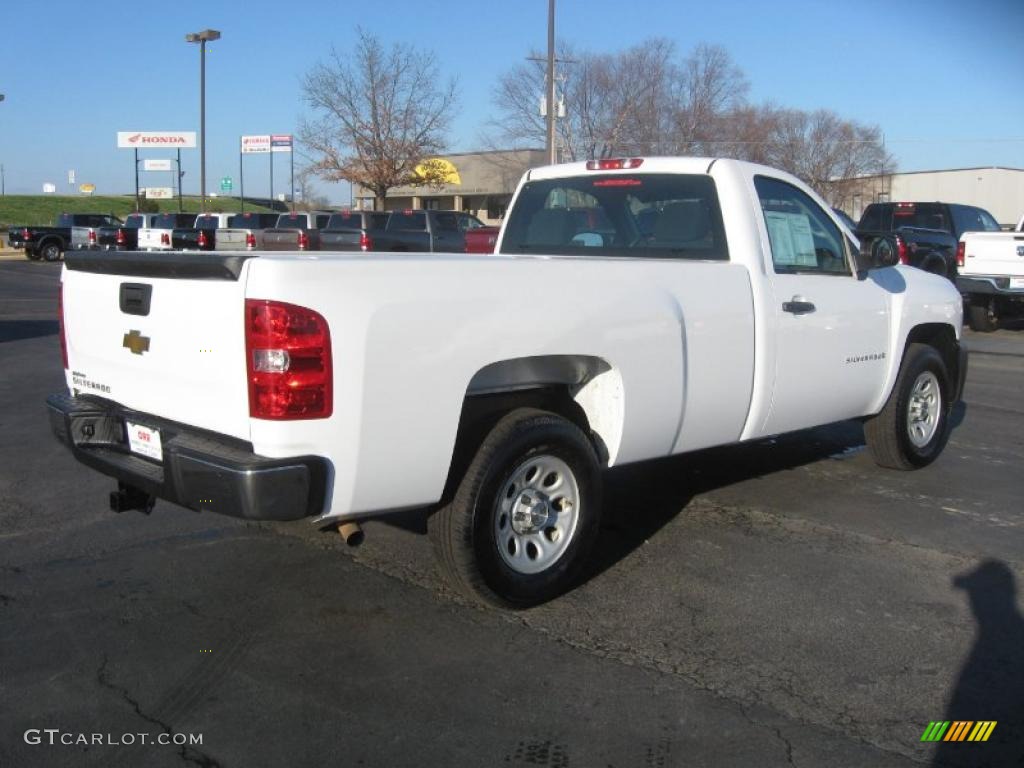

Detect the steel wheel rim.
[
  {"left": 907, "top": 371, "right": 941, "bottom": 448},
  {"left": 494, "top": 454, "right": 580, "bottom": 575}
]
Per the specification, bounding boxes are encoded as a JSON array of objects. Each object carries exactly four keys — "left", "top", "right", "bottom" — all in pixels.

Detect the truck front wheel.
[
  {"left": 967, "top": 299, "right": 998, "bottom": 333},
  {"left": 864, "top": 343, "right": 951, "bottom": 470},
  {"left": 429, "top": 408, "right": 602, "bottom": 608}
]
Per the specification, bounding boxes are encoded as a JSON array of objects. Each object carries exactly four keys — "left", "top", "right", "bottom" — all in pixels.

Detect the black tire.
[
  {"left": 428, "top": 408, "right": 602, "bottom": 608},
  {"left": 967, "top": 299, "right": 998, "bottom": 333},
  {"left": 864, "top": 343, "right": 951, "bottom": 470},
  {"left": 40, "top": 241, "right": 63, "bottom": 262}
]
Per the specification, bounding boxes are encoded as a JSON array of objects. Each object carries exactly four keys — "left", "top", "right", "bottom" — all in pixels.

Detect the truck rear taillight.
[
  {"left": 585, "top": 158, "right": 644, "bottom": 171},
  {"left": 246, "top": 233, "right": 256, "bottom": 250},
  {"left": 956, "top": 241, "right": 965, "bottom": 268},
  {"left": 198, "top": 230, "right": 208, "bottom": 248},
  {"left": 58, "top": 283, "right": 69, "bottom": 369},
  {"left": 88, "top": 230, "right": 96, "bottom": 245},
  {"left": 116, "top": 229, "right": 126, "bottom": 245},
  {"left": 360, "top": 232, "right": 372, "bottom": 251},
  {"left": 896, "top": 235, "right": 908, "bottom": 265},
  {"left": 298, "top": 231, "right": 309, "bottom": 250},
  {"left": 22, "top": 228, "right": 31, "bottom": 241},
  {"left": 245, "top": 299, "right": 332, "bottom": 420},
  {"left": 161, "top": 232, "right": 170, "bottom": 246}
]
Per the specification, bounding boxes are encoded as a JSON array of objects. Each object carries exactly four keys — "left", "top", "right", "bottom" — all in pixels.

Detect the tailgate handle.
[{"left": 119, "top": 283, "right": 152, "bottom": 316}]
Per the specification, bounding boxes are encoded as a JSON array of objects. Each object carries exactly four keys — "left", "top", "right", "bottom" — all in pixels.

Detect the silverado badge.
[{"left": 123, "top": 330, "right": 151, "bottom": 355}]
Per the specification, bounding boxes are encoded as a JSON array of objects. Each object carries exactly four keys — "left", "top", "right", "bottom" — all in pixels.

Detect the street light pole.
[
  {"left": 0, "top": 94, "right": 5, "bottom": 196},
  {"left": 185, "top": 29, "right": 220, "bottom": 213}
]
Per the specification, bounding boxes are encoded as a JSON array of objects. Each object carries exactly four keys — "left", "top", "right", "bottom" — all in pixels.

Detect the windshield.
[{"left": 499, "top": 173, "right": 728, "bottom": 260}]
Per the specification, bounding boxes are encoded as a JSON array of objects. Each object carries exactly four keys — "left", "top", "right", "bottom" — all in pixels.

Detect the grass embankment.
[{"left": 0, "top": 195, "right": 278, "bottom": 228}]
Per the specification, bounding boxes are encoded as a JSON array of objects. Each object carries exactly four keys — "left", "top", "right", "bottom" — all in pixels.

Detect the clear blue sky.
[{"left": 1, "top": 0, "right": 1021, "bottom": 204}]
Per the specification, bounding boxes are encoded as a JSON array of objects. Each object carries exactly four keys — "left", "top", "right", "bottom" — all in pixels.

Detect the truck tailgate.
[
  {"left": 214, "top": 229, "right": 249, "bottom": 250},
  {"left": 962, "top": 232, "right": 1024, "bottom": 277},
  {"left": 61, "top": 252, "right": 253, "bottom": 442}
]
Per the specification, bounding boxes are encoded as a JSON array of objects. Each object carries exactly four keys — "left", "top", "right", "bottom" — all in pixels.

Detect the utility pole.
[{"left": 546, "top": 0, "right": 556, "bottom": 165}]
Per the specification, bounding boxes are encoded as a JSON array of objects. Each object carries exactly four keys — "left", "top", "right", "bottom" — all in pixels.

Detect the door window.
[{"left": 755, "top": 177, "right": 850, "bottom": 276}]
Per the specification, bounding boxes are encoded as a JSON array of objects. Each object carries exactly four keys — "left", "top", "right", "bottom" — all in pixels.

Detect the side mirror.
[{"left": 858, "top": 235, "right": 900, "bottom": 271}]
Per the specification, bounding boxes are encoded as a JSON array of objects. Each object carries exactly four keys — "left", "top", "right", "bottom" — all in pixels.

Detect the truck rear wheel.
[
  {"left": 429, "top": 408, "right": 602, "bottom": 608},
  {"left": 864, "top": 343, "right": 951, "bottom": 470},
  {"left": 967, "top": 299, "right": 998, "bottom": 333},
  {"left": 40, "top": 241, "right": 63, "bottom": 262}
]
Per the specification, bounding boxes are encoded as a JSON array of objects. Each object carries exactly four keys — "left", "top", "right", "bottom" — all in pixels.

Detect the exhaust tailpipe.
[{"left": 337, "top": 521, "right": 364, "bottom": 547}]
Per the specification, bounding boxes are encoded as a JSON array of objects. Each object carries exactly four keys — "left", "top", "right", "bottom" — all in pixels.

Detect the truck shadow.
[
  {"left": 583, "top": 419, "right": 870, "bottom": 587},
  {"left": 0, "top": 319, "right": 59, "bottom": 343}
]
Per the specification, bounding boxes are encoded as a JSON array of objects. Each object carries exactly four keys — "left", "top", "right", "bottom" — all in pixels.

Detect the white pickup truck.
[
  {"left": 957, "top": 213, "right": 1024, "bottom": 331},
  {"left": 48, "top": 157, "right": 967, "bottom": 607}
]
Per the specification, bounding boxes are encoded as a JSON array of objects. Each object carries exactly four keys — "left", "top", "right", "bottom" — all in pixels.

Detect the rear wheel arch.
[{"left": 442, "top": 355, "right": 622, "bottom": 503}]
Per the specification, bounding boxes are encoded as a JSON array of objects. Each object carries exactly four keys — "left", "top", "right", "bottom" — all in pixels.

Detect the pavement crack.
[{"left": 96, "top": 655, "right": 224, "bottom": 768}]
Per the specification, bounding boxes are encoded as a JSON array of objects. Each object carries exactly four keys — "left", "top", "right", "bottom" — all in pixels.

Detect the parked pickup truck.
[
  {"left": 956, "top": 213, "right": 1024, "bottom": 331},
  {"left": 8, "top": 213, "right": 123, "bottom": 261},
  {"left": 171, "top": 213, "right": 239, "bottom": 251},
  {"left": 856, "top": 201, "right": 1001, "bottom": 280},
  {"left": 371, "top": 209, "right": 487, "bottom": 252},
  {"left": 318, "top": 210, "right": 390, "bottom": 252},
  {"left": 261, "top": 211, "right": 332, "bottom": 251},
  {"left": 49, "top": 156, "right": 967, "bottom": 608},
  {"left": 138, "top": 213, "right": 202, "bottom": 252},
  {"left": 218, "top": 213, "right": 282, "bottom": 251},
  {"left": 95, "top": 213, "right": 160, "bottom": 252}
]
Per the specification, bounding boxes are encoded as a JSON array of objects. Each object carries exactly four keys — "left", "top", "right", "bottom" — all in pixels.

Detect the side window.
[
  {"left": 435, "top": 213, "right": 458, "bottom": 231},
  {"left": 755, "top": 176, "right": 850, "bottom": 276}
]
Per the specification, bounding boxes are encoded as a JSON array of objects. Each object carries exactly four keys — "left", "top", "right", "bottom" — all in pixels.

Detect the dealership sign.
[
  {"left": 143, "top": 159, "right": 173, "bottom": 172},
  {"left": 145, "top": 187, "right": 174, "bottom": 199},
  {"left": 271, "top": 134, "right": 293, "bottom": 153},
  {"left": 241, "top": 135, "right": 271, "bottom": 153},
  {"left": 117, "top": 131, "right": 197, "bottom": 149}
]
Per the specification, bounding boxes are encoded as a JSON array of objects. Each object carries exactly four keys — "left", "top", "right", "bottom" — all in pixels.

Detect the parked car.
[
  {"left": 50, "top": 156, "right": 966, "bottom": 608},
  {"left": 319, "top": 210, "right": 391, "bottom": 252},
  {"left": 95, "top": 213, "right": 160, "bottom": 252},
  {"left": 8, "top": 213, "right": 122, "bottom": 261},
  {"left": 464, "top": 225, "right": 500, "bottom": 253},
  {"left": 171, "top": 213, "right": 238, "bottom": 251},
  {"left": 855, "top": 202, "right": 1001, "bottom": 280},
  {"left": 956, "top": 213, "right": 1024, "bottom": 331},
  {"left": 261, "top": 211, "right": 333, "bottom": 251},
  {"left": 138, "top": 213, "right": 201, "bottom": 251},
  {"left": 219, "top": 213, "right": 282, "bottom": 251},
  {"left": 371, "top": 209, "right": 486, "bottom": 252}
]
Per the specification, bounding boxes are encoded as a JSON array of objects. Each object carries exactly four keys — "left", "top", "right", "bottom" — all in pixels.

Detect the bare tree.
[
  {"left": 673, "top": 43, "right": 750, "bottom": 154},
  {"left": 298, "top": 29, "right": 457, "bottom": 210}
]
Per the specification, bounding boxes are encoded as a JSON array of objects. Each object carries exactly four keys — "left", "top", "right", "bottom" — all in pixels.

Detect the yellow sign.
[
  {"left": 79, "top": 183, "right": 96, "bottom": 194},
  {"left": 414, "top": 158, "right": 461, "bottom": 186}
]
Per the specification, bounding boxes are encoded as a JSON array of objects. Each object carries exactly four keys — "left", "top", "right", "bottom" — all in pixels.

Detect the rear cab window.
[
  {"left": 892, "top": 203, "right": 951, "bottom": 233},
  {"left": 194, "top": 215, "right": 221, "bottom": 229},
  {"left": 499, "top": 173, "right": 729, "bottom": 260}
]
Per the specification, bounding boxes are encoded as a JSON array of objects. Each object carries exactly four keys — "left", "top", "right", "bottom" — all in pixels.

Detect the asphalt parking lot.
[{"left": 1, "top": 259, "right": 1021, "bottom": 768}]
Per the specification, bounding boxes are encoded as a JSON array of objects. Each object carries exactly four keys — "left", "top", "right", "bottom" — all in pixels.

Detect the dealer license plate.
[
  {"left": 1009, "top": 277, "right": 1024, "bottom": 290},
  {"left": 126, "top": 421, "right": 163, "bottom": 462}
]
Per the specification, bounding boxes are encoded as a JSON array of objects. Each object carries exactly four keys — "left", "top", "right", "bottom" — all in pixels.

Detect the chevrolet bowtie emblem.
[{"left": 123, "top": 329, "right": 151, "bottom": 355}]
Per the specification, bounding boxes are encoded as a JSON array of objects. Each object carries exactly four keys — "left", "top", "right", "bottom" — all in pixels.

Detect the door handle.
[{"left": 782, "top": 298, "right": 816, "bottom": 315}]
